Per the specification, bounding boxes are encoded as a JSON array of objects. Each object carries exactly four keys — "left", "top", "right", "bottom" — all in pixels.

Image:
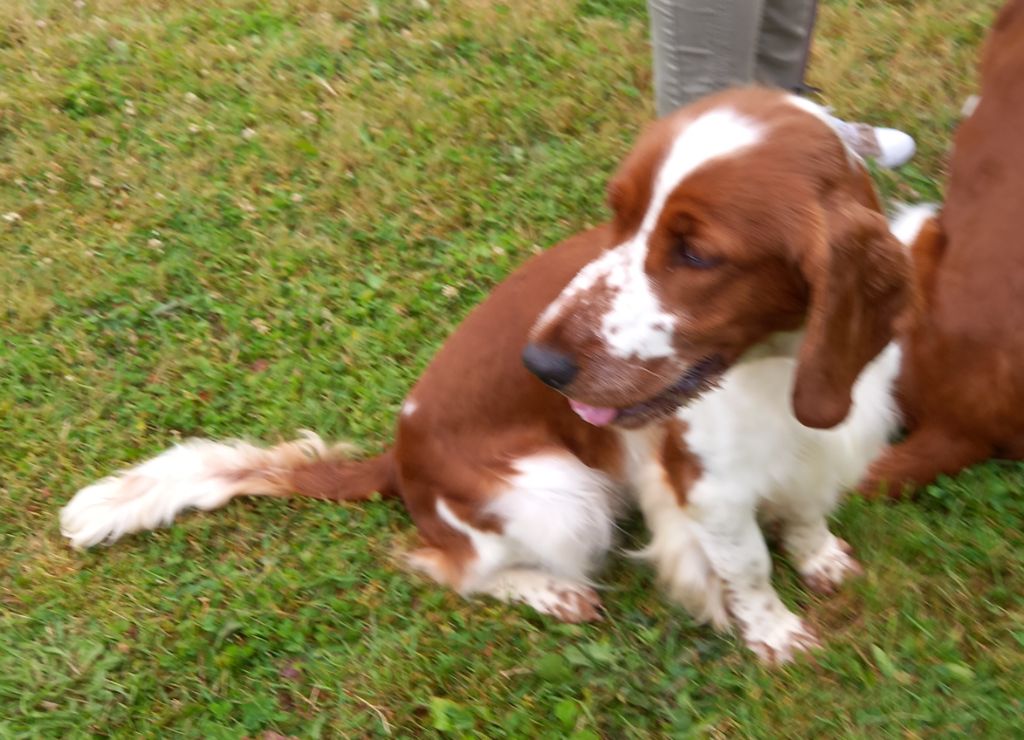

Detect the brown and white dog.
[
  {"left": 861, "top": 0, "right": 1024, "bottom": 494},
  {"left": 61, "top": 88, "right": 911, "bottom": 663}
]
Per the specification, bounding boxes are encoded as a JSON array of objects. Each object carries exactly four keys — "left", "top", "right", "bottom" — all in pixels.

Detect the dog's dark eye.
[{"left": 671, "top": 237, "right": 721, "bottom": 269}]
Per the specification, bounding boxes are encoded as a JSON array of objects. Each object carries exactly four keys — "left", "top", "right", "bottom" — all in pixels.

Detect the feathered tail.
[{"left": 60, "top": 432, "right": 396, "bottom": 549}]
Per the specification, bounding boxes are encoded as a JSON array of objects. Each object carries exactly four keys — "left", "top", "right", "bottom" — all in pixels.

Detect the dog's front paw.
[
  {"left": 742, "top": 609, "right": 821, "bottom": 665},
  {"left": 799, "top": 535, "right": 863, "bottom": 595}
]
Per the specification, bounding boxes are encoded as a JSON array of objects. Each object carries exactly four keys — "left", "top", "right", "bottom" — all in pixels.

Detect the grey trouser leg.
[
  {"left": 647, "top": 0, "right": 817, "bottom": 117},
  {"left": 755, "top": 0, "right": 817, "bottom": 91},
  {"left": 647, "top": 0, "right": 765, "bottom": 116}
]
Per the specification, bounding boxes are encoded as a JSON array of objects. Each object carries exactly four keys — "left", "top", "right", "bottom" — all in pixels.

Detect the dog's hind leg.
[
  {"left": 858, "top": 425, "right": 991, "bottom": 497},
  {"left": 408, "top": 536, "right": 606, "bottom": 624},
  {"left": 408, "top": 544, "right": 604, "bottom": 622},
  {"left": 406, "top": 451, "right": 617, "bottom": 622}
]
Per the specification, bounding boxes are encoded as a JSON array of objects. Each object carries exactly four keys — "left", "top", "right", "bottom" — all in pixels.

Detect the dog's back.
[
  {"left": 869, "top": 0, "right": 1024, "bottom": 489},
  {"left": 943, "top": 0, "right": 1024, "bottom": 272}
]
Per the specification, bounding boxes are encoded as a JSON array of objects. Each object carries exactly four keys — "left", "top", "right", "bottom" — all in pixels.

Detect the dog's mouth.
[{"left": 568, "top": 355, "right": 726, "bottom": 428}]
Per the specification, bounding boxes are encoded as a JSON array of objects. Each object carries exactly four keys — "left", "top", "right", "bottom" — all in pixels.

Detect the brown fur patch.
[
  {"left": 864, "top": 0, "right": 1024, "bottom": 493},
  {"left": 661, "top": 419, "right": 702, "bottom": 506}
]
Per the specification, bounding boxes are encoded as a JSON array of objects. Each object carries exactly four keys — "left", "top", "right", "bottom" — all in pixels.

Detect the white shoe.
[
  {"left": 826, "top": 114, "right": 917, "bottom": 169},
  {"left": 870, "top": 126, "right": 917, "bottom": 168}
]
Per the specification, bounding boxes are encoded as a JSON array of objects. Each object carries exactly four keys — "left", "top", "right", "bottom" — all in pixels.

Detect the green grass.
[{"left": 1, "top": 0, "right": 1020, "bottom": 736}]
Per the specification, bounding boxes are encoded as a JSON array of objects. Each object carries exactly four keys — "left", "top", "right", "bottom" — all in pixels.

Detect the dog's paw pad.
[
  {"left": 745, "top": 616, "right": 821, "bottom": 666},
  {"left": 800, "top": 536, "right": 863, "bottom": 595},
  {"left": 545, "top": 584, "right": 603, "bottom": 623}
]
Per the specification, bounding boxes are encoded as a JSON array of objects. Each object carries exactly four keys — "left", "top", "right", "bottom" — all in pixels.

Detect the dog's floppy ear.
[{"left": 792, "top": 200, "right": 910, "bottom": 429}]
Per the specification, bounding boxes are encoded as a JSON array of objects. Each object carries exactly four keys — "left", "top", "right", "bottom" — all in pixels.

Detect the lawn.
[{"left": 1, "top": 0, "right": 1021, "bottom": 736}]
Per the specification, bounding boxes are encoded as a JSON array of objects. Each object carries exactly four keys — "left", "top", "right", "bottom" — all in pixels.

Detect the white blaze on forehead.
[
  {"left": 539, "top": 109, "right": 762, "bottom": 360},
  {"left": 640, "top": 109, "right": 763, "bottom": 234},
  {"left": 534, "top": 248, "right": 617, "bottom": 330},
  {"left": 603, "top": 110, "right": 763, "bottom": 359}
]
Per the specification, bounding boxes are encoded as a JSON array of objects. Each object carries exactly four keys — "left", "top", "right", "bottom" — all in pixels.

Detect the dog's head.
[{"left": 525, "top": 88, "right": 910, "bottom": 430}]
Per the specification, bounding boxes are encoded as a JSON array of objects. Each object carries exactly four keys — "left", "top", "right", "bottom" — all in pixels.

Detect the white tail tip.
[{"left": 60, "top": 432, "right": 345, "bottom": 549}]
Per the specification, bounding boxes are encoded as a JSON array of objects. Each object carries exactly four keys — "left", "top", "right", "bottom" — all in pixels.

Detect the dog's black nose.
[{"left": 522, "top": 343, "right": 578, "bottom": 390}]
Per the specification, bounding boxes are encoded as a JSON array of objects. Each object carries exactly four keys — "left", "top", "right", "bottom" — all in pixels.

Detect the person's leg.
[
  {"left": 647, "top": 0, "right": 765, "bottom": 117},
  {"left": 757, "top": 0, "right": 915, "bottom": 168},
  {"left": 755, "top": 0, "right": 818, "bottom": 91}
]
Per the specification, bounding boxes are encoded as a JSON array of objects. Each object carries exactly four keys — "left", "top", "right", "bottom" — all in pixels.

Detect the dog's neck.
[{"left": 737, "top": 330, "right": 804, "bottom": 364}]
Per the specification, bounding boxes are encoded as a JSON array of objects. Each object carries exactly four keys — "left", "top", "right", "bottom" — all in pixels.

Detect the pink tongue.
[{"left": 569, "top": 399, "right": 619, "bottom": 426}]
